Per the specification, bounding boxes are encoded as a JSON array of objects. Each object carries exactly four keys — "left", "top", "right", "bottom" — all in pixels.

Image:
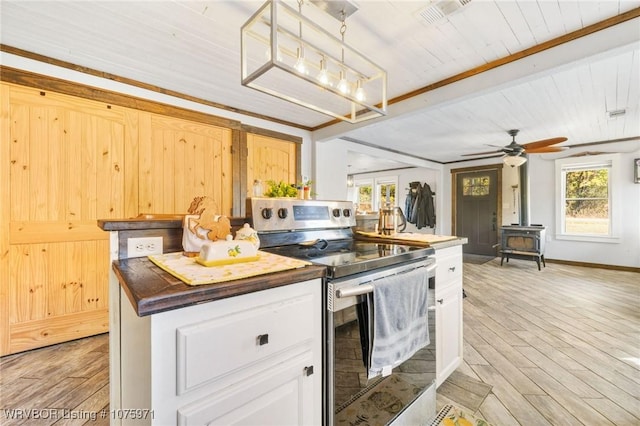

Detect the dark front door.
[{"left": 455, "top": 168, "right": 500, "bottom": 255}]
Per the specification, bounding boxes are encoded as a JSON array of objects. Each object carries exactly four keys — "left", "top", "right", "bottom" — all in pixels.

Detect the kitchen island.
[{"left": 99, "top": 218, "right": 325, "bottom": 425}]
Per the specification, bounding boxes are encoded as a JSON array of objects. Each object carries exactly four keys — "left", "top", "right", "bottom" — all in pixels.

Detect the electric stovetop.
[{"left": 263, "top": 239, "right": 434, "bottom": 279}]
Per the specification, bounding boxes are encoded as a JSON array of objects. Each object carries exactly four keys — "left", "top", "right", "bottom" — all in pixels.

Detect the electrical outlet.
[{"left": 127, "top": 236, "right": 163, "bottom": 258}]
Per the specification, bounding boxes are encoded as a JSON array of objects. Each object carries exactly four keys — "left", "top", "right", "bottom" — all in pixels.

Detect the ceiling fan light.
[{"left": 504, "top": 155, "right": 527, "bottom": 168}]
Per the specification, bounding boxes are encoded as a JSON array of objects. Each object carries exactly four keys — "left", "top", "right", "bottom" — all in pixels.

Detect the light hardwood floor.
[
  {"left": 1, "top": 259, "right": 638, "bottom": 425},
  {"left": 0, "top": 332, "right": 109, "bottom": 425},
  {"left": 438, "top": 258, "right": 640, "bottom": 426}
]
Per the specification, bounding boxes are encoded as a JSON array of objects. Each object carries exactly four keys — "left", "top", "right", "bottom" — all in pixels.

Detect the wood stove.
[{"left": 499, "top": 225, "right": 546, "bottom": 270}]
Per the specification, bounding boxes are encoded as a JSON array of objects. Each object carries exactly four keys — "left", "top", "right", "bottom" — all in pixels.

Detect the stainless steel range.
[{"left": 248, "top": 198, "right": 438, "bottom": 426}]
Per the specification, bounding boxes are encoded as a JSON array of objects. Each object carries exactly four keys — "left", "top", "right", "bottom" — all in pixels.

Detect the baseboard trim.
[{"left": 546, "top": 258, "right": 640, "bottom": 273}]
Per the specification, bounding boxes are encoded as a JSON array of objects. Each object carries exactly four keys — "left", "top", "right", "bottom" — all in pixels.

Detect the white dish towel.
[{"left": 365, "top": 267, "right": 430, "bottom": 379}]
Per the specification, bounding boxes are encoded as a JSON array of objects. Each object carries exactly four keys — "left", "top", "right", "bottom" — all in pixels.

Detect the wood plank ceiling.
[{"left": 1, "top": 0, "right": 639, "bottom": 167}]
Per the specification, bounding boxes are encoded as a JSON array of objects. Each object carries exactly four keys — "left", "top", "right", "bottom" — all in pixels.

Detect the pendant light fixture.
[{"left": 241, "top": 0, "right": 387, "bottom": 123}]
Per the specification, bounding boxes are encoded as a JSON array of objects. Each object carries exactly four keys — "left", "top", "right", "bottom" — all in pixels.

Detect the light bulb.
[
  {"left": 294, "top": 47, "right": 307, "bottom": 74},
  {"left": 337, "top": 70, "right": 349, "bottom": 94},
  {"left": 355, "top": 80, "right": 365, "bottom": 101},
  {"left": 317, "top": 58, "right": 329, "bottom": 85}
]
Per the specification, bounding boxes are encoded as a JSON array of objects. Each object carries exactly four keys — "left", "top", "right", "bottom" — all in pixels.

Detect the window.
[
  {"left": 353, "top": 176, "right": 399, "bottom": 213},
  {"left": 354, "top": 179, "right": 373, "bottom": 213},
  {"left": 555, "top": 154, "right": 620, "bottom": 241},
  {"left": 376, "top": 177, "right": 398, "bottom": 208},
  {"left": 462, "top": 175, "right": 490, "bottom": 196}
]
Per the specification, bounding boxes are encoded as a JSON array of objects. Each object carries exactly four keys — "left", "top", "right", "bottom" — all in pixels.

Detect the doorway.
[{"left": 452, "top": 165, "right": 502, "bottom": 256}]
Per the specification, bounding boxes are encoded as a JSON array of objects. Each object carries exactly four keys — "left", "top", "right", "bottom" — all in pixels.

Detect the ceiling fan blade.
[
  {"left": 522, "top": 137, "right": 568, "bottom": 150},
  {"left": 525, "top": 146, "right": 568, "bottom": 153},
  {"left": 462, "top": 149, "right": 503, "bottom": 157}
]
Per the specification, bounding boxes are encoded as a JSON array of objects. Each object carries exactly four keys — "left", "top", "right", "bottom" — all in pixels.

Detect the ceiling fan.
[{"left": 463, "top": 129, "right": 568, "bottom": 163}]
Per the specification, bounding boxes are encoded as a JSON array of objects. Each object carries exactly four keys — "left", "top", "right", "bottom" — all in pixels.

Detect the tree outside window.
[
  {"left": 356, "top": 184, "right": 373, "bottom": 213},
  {"left": 556, "top": 154, "right": 621, "bottom": 241},
  {"left": 378, "top": 182, "right": 396, "bottom": 207},
  {"left": 563, "top": 168, "right": 609, "bottom": 235}
]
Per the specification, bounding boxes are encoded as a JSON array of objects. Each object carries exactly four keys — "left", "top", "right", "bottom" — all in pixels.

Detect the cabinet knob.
[
  {"left": 437, "top": 299, "right": 444, "bottom": 304},
  {"left": 257, "top": 334, "right": 269, "bottom": 346},
  {"left": 304, "top": 366, "right": 314, "bottom": 376},
  {"left": 448, "top": 266, "right": 456, "bottom": 272}
]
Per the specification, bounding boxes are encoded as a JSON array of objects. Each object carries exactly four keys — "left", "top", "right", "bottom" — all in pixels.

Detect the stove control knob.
[
  {"left": 332, "top": 208, "right": 341, "bottom": 217},
  {"left": 277, "top": 208, "right": 288, "bottom": 219},
  {"left": 261, "top": 208, "right": 273, "bottom": 219},
  {"left": 342, "top": 209, "right": 352, "bottom": 217}
]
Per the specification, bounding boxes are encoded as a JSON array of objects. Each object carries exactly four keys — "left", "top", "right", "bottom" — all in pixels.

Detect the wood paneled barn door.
[
  {"left": 246, "top": 133, "right": 298, "bottom": 196},
  {"left": 0, "top": 83, "right": 235, "bottom": 355},
  {"left": 138, "top": 113, "right": 233, "bottom": 214},
  {"left": 1, "top": 84, "right": 135, "bottom": 355}
]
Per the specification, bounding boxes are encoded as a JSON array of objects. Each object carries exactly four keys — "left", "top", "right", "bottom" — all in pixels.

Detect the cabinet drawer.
[
  {"left": 176, "top": 293, "right": 315, "bottom": 395},
  {"left": 436, "top": 252, "right": 462, "bottom": 285}
]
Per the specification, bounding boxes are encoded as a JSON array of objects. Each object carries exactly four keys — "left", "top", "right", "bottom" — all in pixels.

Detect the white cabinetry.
[
  {"left": 434, "top": 245, "right": 463, "bottom": 387},
  {"left": 117, "top": 279, "right": 322, "bottom": 425}
]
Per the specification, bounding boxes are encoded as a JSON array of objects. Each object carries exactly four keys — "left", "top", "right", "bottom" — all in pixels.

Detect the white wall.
[
  {"left": 345, "top": 167, "right": 441, "bottom": 234},
  {"left": 444, "top": 152, "right": 640, "bottom": 268},
  {"left": 397, "top": 168, "right": 440, "bottom": 234},
  {"left": 313, "top": 139, "right": 445, "bottom": 233},
  {"left": 313, "top": 138, "right": 442, "bottom": 194},
  {"left": 313, "top": 139, "right": 350, "bottom": 201},
  {"left": 529, "top": 153, "right": 640, "bottom": 268}
]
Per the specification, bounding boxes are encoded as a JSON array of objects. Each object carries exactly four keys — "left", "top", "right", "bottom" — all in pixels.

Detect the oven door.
[{"left": 326, "top": 257, "right": 437, "bottom": 426}]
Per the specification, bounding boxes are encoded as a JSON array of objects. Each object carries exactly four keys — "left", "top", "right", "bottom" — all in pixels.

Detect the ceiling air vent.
[
  {"left": 607, "top": 109, "right": 626, "bottom": 119},
  {"left": 418, "top": 0, "right": 473, "bottom": 25}
]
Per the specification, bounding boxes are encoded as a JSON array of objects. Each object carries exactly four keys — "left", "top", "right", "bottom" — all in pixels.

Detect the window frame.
[
  {"left": 555, "top": 153, "right": 621, "bottom": 243},
  {"left": 375, "top": 176, "right": 399, "bottom": 209},
  {"left": 353, "top": 175, "right": 399, "bottom": 212},
  {"left": 353, "top": 178, "right": 374, "bottom": 213}
]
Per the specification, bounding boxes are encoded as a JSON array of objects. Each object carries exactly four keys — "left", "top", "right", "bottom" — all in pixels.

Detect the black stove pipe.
[{"left": 518, "top": 154, "right": 530, "bottom": 226}]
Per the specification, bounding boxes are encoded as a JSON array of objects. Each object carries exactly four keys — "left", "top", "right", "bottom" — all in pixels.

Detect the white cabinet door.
[
  {"left": 177, "top": 350, "right": 316, "bottom": 426},
  {"left": 435, "top": 281, "right": 463, "bottom": 386}
]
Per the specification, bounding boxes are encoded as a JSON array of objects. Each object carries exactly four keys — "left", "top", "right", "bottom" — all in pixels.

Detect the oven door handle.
[
  {"left": 335, "top": 262, "right": 436, "bottom": 299},
  {"left": 335, "top": 284, "right": 374, "bottom": 299}
]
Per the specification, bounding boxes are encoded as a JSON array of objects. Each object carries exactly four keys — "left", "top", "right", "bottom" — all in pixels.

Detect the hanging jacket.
[
  {"left": 410, "top": 183, "right": 436, "bottom": 229},
  {"left": 405, "top": 182, "right": 420, "bottom": 223}
]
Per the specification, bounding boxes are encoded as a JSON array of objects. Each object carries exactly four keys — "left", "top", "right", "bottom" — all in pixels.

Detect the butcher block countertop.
[
  {"left": 112, "top": 256, "right": 326, "bottom": 317},
  {"left": 355, "top": 231, "right": 468, "bottom": 249}
]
